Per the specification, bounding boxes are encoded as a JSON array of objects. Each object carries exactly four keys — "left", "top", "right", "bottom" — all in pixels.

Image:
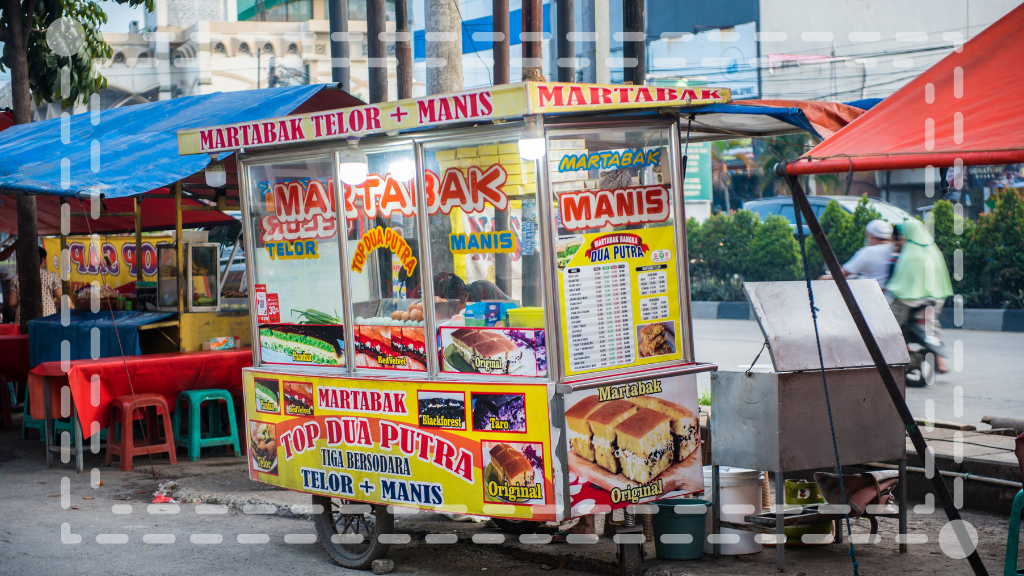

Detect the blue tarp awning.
[{"left": 0, "top": 85, "right": 362, "bottom": 199}]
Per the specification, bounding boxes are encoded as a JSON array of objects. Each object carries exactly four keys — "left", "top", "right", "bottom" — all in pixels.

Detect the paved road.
[{"left": 692, "top": 318, "right": 1024, "bottom": 430}]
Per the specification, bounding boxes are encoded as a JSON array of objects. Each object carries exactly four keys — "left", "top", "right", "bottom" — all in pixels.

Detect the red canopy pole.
[
  {"left": 777, "top": 161, "right": 990, "bottom": 576},
  {"left": 786, "top": 150, "right": 1024, "bottom": 175}
]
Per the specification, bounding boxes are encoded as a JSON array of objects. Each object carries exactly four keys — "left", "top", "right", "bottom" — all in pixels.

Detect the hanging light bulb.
[
  {"left": 338, "top": 138, "right": 369, "bottom": 185},
  {"left": 205, "top": 155, "right": 227, "bottom": 188},
  {"left": 391, "top": 158, "right": 416, "bottom": 181},
  {"left": 518, "top": 115, "right": 546, "bottom": 161}
]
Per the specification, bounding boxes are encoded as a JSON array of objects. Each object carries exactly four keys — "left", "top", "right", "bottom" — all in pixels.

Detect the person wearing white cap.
[{"left": 819, "top": 219, "right": 895, "bottom": 288}]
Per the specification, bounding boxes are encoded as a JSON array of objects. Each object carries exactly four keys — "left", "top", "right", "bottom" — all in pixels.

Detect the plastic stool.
[
  {"left": 54, "top": 417, "right": 109, "bottom": 446},
  {"left": 1007, "top": 489, "right": 1024, "bottom": 576},
  {"left": 21, "top": 392, "right": 46, "bottom": 441},
  {"left": 173, "top": 389, "right": 241, "bottom": 461},
  {"left": 105, "top": 394, "right": 177, "bottom": 471}
]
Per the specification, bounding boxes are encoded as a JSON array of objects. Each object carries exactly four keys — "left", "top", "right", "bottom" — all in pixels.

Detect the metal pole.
[
  {"left": 621, "top": 0, "right": 645, "bottom": 85},
  {"left": 711, "top": 464, "right": 720, "bottom": 558},
  {"left": 777, "top": 164, "right": 989, "bottom": 576},
  {"left": 521, "top": 0, "right": 543, "bottom": 81},
  {"left": 328, "top": 0, "right": 351, "bottom": 90},
  {"left": 775, "top": 470, "right": 785, "bottom": 570},
  {"left": 493, "top": 0, "right": 510, "bottom": 85},
  {"left": 899, "top": 458, "right": 908, "bottom": 554},
  {"left": 366, "top": 0, "right": 388, "bottom": 103},
  {"left": 556, "top": 0, "right": 575, "bottom": 82},
  {"left": 395, "top": 0, "right": 413, "bottom": 99}
]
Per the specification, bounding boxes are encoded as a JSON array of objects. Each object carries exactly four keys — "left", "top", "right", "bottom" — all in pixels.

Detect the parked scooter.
[{"left": 902, "top": 304, "right": 944, "bottom": 387}]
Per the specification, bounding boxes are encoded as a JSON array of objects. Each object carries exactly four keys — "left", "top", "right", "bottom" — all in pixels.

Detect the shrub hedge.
[{"left": 686, "top": 190, "right": 1024, "bottom": 309}]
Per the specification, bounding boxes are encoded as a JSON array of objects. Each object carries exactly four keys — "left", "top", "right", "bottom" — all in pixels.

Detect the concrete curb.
[{"left": 691, "top": 300, "right": 1024, "bottom": 331}]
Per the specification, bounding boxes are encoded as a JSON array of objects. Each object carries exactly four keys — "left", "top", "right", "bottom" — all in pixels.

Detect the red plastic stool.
[{"left": 105, "top": 393, "right": 177, "bottom": 471}]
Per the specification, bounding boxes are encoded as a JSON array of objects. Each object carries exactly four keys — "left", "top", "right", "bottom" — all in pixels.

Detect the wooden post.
[
  {"left": 59, "top": 198, "right": 68, "bottom": 301},
  {"left": 493, "top": 0, "right": 510, "bottom": 85},
  {"left": 174, "top": 182, "right": 184, "bottom": 329},
  {"left": 521, "top": 0, "right": 544, "bottom": 81},
  {"left": 395, "top": 0, "right": 413, "bottom": 99},
  {"left": 134, "top": 196, "right": 143, "bottom": 288},
  {"left": 366, "top": 0, "right": 388, "bottom": 103}
]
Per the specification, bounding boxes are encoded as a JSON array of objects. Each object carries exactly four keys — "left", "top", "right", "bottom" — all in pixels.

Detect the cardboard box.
[
  {"left": 435, "top": 149, "right": 457, "bottom": 161},
  {"left": 477, "top": 144, "right": 499, "bottom": 156},
  {"left": 549, "top": 139, "right": 586, "bottom": 151},
  {"left": 479, "top": 155, "right": 500, "bottom": 166},
  {"left": 499, "top": 153, "right": 522, "bottom": 164},
  {"left": 457, "top": 147, "right": 479, "bottom": 158},
  {"left": 498, "top": 142, "right": 519, "bottom": 154},
  {"left": 551, "top": 180, "right": 586, "bottom": 192}
]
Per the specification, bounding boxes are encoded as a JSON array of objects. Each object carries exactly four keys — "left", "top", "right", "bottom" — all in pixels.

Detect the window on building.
[
  {"left": 287, "top": 43, "right": 299, "bottom": 55},
  {"left": 112, "top": 52, "right": 126, "bottom": 64},
  {"left": 213, "top": 42, "right": 227, "bottom": 55},
  {"left": 262, "top": 43, "right": 275, "bottom": 56},
  {"left": 238, "top": 42, "right": 251, "bottom": 55}
]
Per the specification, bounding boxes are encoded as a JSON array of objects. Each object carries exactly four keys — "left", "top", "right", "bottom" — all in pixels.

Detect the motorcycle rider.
[
  {"left": 886, "top": 219, "right": 953, "bottom": 373},
  {"left": 819, "top": 219, "right": 895, "bottom": 288}
]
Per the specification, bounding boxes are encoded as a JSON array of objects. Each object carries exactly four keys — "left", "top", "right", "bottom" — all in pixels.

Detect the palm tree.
[{"left": 754, "top": 134, "right": 843, "bottom": 196}]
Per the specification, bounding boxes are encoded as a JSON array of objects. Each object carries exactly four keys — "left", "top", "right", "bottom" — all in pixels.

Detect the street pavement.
[
  {"left": 0, "top": 430, "right": 1016, "bottom": 576},
  {"left": 692, "top": 318, "right": 1024, "bottom": 430}
]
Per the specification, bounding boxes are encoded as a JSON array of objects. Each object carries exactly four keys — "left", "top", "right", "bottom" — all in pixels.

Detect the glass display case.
[
  {"left": 186, "top": 242, "right": 221, "bottom": 312},
  {"left": 156, "top": 245, "right": 178, "bottom": 311}
]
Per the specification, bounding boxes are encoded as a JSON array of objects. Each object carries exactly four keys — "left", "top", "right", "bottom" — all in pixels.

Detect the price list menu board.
[{"left": 564, "top": 263, "right": 636, "bottom": 372}]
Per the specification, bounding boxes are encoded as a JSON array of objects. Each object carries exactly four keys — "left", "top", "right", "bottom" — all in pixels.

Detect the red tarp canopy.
[
  {"left": 0, "top": 191, "right": 236, "bottom": 235},
  {"left": 787, "top": 3, "right": 1024, "bottom": 175}
]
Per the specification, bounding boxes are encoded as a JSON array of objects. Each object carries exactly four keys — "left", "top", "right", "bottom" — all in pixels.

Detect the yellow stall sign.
[{"left": 243, "top": 370, "right": 556, "bottom": 520}]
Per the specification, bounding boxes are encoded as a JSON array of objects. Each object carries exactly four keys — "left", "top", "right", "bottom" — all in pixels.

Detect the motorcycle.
[{"left": 902, "top": 304, "right": 944, "bottom": 387}]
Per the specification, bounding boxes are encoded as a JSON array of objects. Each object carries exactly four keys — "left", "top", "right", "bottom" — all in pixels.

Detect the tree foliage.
[{"left": 0, "top": 0, "right": 153, "bottom": 109}]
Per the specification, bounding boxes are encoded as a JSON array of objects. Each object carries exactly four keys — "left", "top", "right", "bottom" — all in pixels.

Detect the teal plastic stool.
[
  {"left": 52, "top": 417, "right": 108, "bottom": 446},
  {"left": 21, "top": 392, "right": 47, "bottom": 441},
  {"left": 172, "top": 389, "right": 240, "bottom": 461},
  {"left": 1007, "top": 489, "right": 1024, "bottom": 576}
]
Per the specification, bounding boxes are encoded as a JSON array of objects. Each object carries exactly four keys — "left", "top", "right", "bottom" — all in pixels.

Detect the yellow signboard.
[
  {"left": 42, "top": 236, "right": 171, "bottom": 292},
  {"left": 243, "top": 370, "right": 557, "bottom": 520},
  {"left": 177, "top": 82, "right": 730, "bottom": 156},
  {"left": 557, "top": 225, "right": 683, "bottom": 376}
]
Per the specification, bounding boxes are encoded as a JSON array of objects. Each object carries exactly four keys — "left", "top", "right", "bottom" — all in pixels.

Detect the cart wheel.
[
  {"left": 619, "top": 542, "right": 642, "bottom": 576},
  {"left": 312, "top": 495, "right": 394, "bottom": 570}
]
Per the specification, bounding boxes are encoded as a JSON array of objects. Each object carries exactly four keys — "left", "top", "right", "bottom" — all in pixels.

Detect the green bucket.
[{"left": 650, "top": 498, "right": 710, "bottom": 560}]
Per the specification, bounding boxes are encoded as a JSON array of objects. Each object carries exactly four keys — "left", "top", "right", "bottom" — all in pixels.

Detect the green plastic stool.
[
  {"left": 1007, "top": 489, "right": 1024, "bottom": 576},
  {"left": 52, "top": 417, "right": 108, "bottom": 446},
  {"left": 172, "top": 389, "right": 240, "bottom": 461},
  {"left": 21, "top": 392, "right": 47, "bottom": 441}
]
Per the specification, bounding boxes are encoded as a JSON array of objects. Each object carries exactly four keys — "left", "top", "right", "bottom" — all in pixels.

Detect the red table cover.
[
  {"left": 0, "top": 335, "right": 30, "bottom": 383},
  {"left": 0, "top": 324, "right": 21, "bottom": 336},
  {"left": 28, "top": 348, "right": 252, "bottom": 439}
]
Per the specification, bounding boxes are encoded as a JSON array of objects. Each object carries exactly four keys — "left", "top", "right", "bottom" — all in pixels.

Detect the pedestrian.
[
  {"left": 886, "top": 219, "right": 953, "bottom": 373},
  {"left": 819, "top": 219, "right": 895, "bottom": 288},
  {"left": 8, "top": 246, "right": 63, "bottom": 325}
]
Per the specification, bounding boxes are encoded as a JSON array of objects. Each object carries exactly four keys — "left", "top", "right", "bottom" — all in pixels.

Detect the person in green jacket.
[{"left": 887, "top": 219, "right": 953, "bottom": 373}]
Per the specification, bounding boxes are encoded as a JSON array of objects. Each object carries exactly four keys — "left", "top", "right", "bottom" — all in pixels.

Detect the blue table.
[{"left": 28, "top": 311, "right": 176, "bottom": 368}]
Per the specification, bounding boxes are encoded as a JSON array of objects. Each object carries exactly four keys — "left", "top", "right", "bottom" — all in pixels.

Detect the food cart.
[{"left": 177, "top": 81, "right": 728, "bottom": 573}]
